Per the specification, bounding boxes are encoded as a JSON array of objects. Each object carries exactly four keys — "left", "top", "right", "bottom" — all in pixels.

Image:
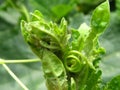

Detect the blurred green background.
[{"left": 0, "top": 0, "right": 120, "bottom": 90}]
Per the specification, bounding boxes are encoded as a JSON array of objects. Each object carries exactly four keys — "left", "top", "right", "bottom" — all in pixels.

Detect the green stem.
[
  {"left": 7, "top": 0, "right": 30, "bottom": 21},
  {"left": 2, "top": 64, "right": 29, "bottom": 90},
  {"left": 0, "top": 59, "right": 40, "bottom": 64},
  {"left": 20, "top": 5, "right": 30, "bottom": 22}
]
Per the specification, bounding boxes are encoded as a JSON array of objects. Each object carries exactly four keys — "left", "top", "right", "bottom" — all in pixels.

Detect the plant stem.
[
  {"left": 2, "top": 64, "right": 29, "bottom": 90},
  {"left": 7, "top": 0, "right": 30, "bottom": 21},
  {"left": 0, "top": 59, "right": 41, "bottom": 64},
  {"left": 20, "top": 5, "right": 30, "bottom": 22}
]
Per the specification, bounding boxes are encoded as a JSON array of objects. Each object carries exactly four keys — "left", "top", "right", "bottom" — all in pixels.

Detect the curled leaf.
[
  {"left": 42, "top": 50, "right": 68, "bottom": 90},
  {"left": 64, "top": 50, "right": 86, "bottom": 73}
]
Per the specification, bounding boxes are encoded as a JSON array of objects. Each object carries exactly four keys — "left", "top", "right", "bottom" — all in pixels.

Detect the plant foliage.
[{"left": 0, "top": 0, "right": 120, "bottom": 90}]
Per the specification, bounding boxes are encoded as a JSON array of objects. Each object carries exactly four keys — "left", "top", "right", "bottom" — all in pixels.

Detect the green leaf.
[
  {"left": 83, "top": 0, "right": 110, "bottom": 55},
  {"left": 42, "top": 50, "right": 68, "bottom": 90},
  {"left": 29, "top": 0, "right": 73, "bottom": 20},
  {"left": 84, "top": 70, "right": 102, "bottom": 90},
  {"left": 31, "top": 10, "right": 43, "bottom": 21},
  {"left": 52, "top": 4, "right": 73, "bottom": 18},
  {"left": 104, "top": 75, "right": 120, "bottom": 90},
  {"left": 70, "top": 23, "right": 90, "bottom": 51},
  {"left": 21, "top": 11, "right": 69, "bottom": 90},
  {"left": 21, "top": 11, "right": 69, "bottom": 57},
  {"left": 78, "top": 23, "right": 90, "bottom": 51},
  {"left": 91, "top": 0, "right": 110, "bottom": 34}
]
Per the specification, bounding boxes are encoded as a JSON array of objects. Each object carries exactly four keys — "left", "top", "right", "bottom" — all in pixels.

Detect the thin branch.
[
  {"left": 2, "top": 64, "right": 29, "bottom": 90},
  {"left": 0, "top": 59, "right": 41, "bottom": 64}
]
